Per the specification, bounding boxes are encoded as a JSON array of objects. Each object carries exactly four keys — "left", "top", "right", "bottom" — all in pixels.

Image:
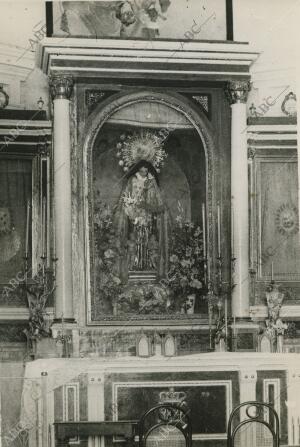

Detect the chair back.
[
  {"left": 227, "top": 401, "right": 280, "bottom": 447},
  {"left": 138, "top": 403, "right": 192, "bottom": 447}
]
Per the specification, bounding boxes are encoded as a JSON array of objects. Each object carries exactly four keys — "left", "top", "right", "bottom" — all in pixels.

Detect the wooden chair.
[
  {"left": 138, "top": 403, "right": 192, "bottom": 447},
  {"left": 227, "top": 401, "right": 280, "bottom": 447}
]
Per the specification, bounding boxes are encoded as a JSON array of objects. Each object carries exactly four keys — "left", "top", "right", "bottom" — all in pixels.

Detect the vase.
[{"left": 186, "top": 293, "right": 196, "bottom": 314}]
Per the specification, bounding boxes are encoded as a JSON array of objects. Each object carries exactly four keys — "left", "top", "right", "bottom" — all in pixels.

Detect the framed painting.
[{"left": 46, "top": 0, "right": 233, "bottom": 41}]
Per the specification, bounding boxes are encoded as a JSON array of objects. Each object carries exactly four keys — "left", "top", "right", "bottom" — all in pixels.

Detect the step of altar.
[{"left": 128, "top": 271, "right": 157, "bottom": 283}]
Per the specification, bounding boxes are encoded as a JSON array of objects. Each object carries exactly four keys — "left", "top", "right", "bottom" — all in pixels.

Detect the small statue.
[
  {"left": 215, "top": 316, "right": 226, "bottom": 344},
  {"left": 274, "top": 318, "right": 288, "bottom": 336},
  {"left": 148, "top": 233, "right": 159, "bottom": 269},
  {"left": 266, "top": 282, "right": 284, "bottom": 321},
  {"left": 127, "top": 233, "right": 137, "bottom": 270},
  {"left": 265, "top": 319, "right": 276, "bottom": 343}
]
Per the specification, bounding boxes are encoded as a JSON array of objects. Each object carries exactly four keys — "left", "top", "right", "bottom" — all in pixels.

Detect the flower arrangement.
[
  {"left": 116, "top": 282, "right": 170, "bottom": 315},
  {"left": 93, "top": 200, "right": 206, "bottom": 315},
  {"left": 93, "top": 200, "right": 123, "bottom": 310},
  {"left": 166, "top": 214, "right": 206, "bottom": 311}
]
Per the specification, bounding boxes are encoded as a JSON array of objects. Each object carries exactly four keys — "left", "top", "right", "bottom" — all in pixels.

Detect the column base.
[{"left": 53, "top": 318, "right": 76, "bottom": 324}]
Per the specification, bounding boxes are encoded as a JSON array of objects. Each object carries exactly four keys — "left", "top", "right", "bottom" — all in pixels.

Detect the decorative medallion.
[
  {"left": 158, "top": 388, "right": 187, "bottom": 423},
  {"left": 247, "top": 146, "right": 256, "bottom": 160},
  {"left": 281, "top": 92, "right": 297, "bottom": 116},
  {"left": 0, "top": 206, "right": 20, "bottom": 262},
  {"left": 275, "top": 203, "right": 299, "bottom": 236},
  {"left": 0, "top": 207, "right": 12, "bottom": 234},
  {"left": 116, "top": 130, "right": 167, "bottom": 173},
  {"left": 0, "top": 85, "right": 9, "bottom": 109}
]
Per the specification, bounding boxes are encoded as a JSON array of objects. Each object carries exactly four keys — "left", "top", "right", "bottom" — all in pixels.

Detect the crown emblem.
[
  {"left": 116, "top": 130, "right": 167, "bottom": 173},
  {"left": 159, "top": 387, "right": 187, "bottom": 404}
]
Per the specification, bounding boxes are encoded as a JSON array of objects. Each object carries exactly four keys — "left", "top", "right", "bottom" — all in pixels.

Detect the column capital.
[
  {"left": 226, "top": 80, "right": 251, "bottom": 104},
  {"left": 49, "top": 75, "right": 73, "bottom": 100}
]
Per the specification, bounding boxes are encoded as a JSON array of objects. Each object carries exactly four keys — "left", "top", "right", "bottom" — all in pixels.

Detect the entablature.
[{"left": 37, "top": 38, "right": 259, "bottom": 82}]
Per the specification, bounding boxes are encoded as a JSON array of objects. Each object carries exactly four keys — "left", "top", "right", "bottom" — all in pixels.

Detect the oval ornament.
[{"left": 275, "top": 203, "right": 299, "bottom": 236}]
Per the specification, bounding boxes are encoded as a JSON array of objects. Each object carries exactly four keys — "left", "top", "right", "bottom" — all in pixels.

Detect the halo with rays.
[{"left": 116, "top": 130, "right": 167, "bottom": 172}]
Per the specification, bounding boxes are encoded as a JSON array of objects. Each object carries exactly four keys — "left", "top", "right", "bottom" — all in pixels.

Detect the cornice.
[
  {"left": 37, "top": 38, "right": 259, "bottom": 81},
  {"left": 25, "top": 352, "right": 300, "bottom": 378}
]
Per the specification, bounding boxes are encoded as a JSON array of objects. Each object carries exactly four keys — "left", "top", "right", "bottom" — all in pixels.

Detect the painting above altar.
[
  {"left": 51, "top": 0, "right": 227, "bottom": 41},
  {"left": 89, "top": 100, "right": 208, "bottom": 321}
]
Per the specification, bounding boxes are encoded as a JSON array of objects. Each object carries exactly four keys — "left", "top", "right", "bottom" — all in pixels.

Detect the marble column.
[
  {"left": 50, "top": 76, "right": 74, "bottom": 321},
  {"left": 227, "top": 81, "right": 251, "bottom": 319},
  {"left": 297, "top": 67, "right": 300, "bottom": 244}
]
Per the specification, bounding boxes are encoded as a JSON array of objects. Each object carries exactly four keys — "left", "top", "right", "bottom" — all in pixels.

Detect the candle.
[
  {"left": 25, "top": 200, "right": 30, "bottom": 258},
  {"left": 271, "top": 262, "right": 274, "bottom": 281},
  {"left": 202, "top": 203, "right": 206, "bottom": 258},
  {"left": 42, "top": 197, "right": 46, "bottom": 258},
  {"left": 217, "top": 204, "right": 221, "bottom": 258},
  {"left": 233, "top": 316, "right": 236, "bottom": 337},
  {"left": 225, "top": 297, "right": 228, "bottom": 342},
  {"left": 207, "top": 262, "right": 211, "bottom": 283}
]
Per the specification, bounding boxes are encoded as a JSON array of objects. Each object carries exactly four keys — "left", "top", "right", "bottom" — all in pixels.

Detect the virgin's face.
[{"left": 139, "top": 166, "right": 148, "bottom": 178}]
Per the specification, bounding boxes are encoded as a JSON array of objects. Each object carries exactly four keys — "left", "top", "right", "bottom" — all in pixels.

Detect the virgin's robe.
[{"left": 114, "top": 172, "right": 169, "bottom": 283}]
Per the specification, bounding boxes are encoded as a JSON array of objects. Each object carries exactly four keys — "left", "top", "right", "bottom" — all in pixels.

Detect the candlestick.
[
  {"left": 207, "top": 263, "right": 211, "bottom": 283},
  {"left": 42, "top": 197, "right": 46, "bottom": 258},
  {"left": 271, "top": 262, "right": 274, "bottom": 281},
  {"left": 225, "top": 296, "right": 228, "bottom": 342},
  {"left": 202, "top": 203, "right": 206, "bottom": 258},
  {"left": 217, "top": 204, "right": 221, "bottom": 258},
  {"left": 231, "top": 206, "right": 234, "bottom": 258},
  {"left": 25, "top": 200, "right": 30, "bottom": 258}
]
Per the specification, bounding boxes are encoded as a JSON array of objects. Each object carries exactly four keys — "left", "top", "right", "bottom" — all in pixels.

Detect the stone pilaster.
[
  {"left": 88, "top": 373, "right": 105, "bottom": 447},
  {"left": 287, "top": 370, "right": 300, "bottom": 445}
]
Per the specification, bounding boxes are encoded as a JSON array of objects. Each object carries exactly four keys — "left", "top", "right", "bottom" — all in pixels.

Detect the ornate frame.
[{"left": 80, "top": 90, "right": 217, "bottom": 325}]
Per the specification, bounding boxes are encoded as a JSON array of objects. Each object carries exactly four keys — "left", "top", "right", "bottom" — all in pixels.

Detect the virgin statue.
[{"left": 114, "top": 131, "right": 169, "bottom": 283}]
